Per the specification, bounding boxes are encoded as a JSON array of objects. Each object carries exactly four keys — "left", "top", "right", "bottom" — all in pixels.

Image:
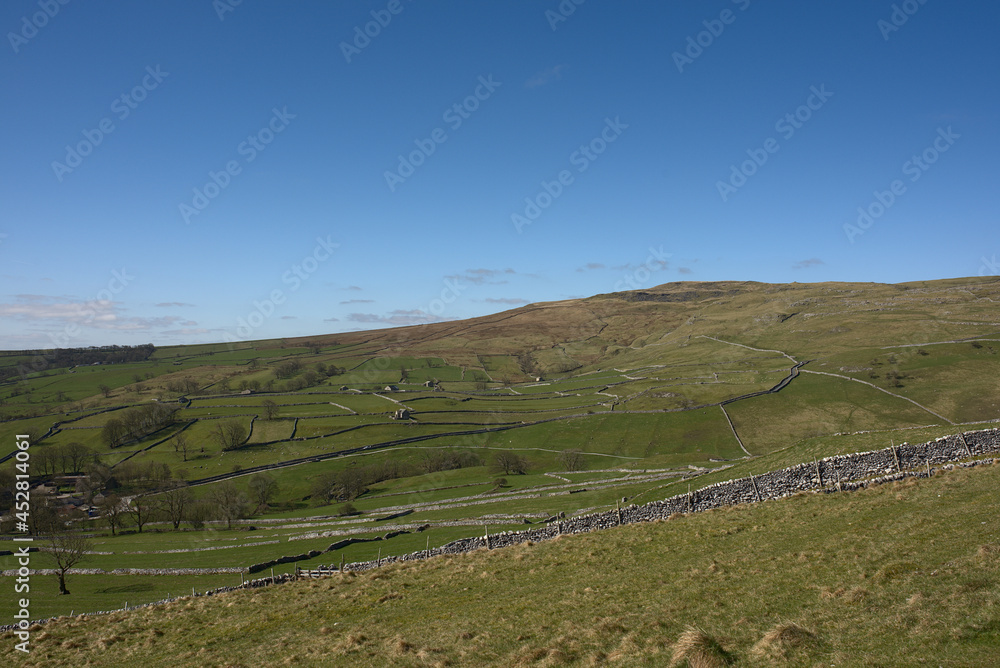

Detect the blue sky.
[{"left": 1, "top": 0, "right": 997, "bottom": 349}]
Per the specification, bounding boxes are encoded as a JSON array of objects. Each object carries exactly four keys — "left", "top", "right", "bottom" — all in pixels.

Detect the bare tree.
[
  {"left": 99, "top": 494, "right": 126, "bottom": 536},
  {"left": 127, "top": 495, "right": 159, "bottom": 533},
  {"left": 261, "top": 400, "right": 279, "bottom": 421},
  {"left": 101, "top": 418, "right": 128, "bottom": 448},
  {"left": 212, "top": 420, "right": 248, "bottom": 451},
  {"left": 160, "top": 484, "right": 193, "bottom": 529},
  {"left": 247, "top": 473, "right": 278, "bottom": 513},
  {"left": 47, "top": 531, "right": 91, "bottom": 595},
  {"left": 98, "top": 384, "right": 113, "bottom": 398},
  {"left": 558, "top": 449, "right": 585, "bottom": 472},
  {"left": 209, "top": 481, "right": 249, "bottom": 529},
  {"left": 493, "top": 451, "right": 529, "bottom": 475},
  {"left": 172, "top": 432, "right": 190, "bottom": 461},
  {"left": 63, "top": 442, "right": 93, "bottom": 474}
]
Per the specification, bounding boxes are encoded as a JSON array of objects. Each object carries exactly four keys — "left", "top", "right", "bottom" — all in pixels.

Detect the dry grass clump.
[
  {"left": 976, "top": 543, "right": 1000, "bottom": 559},
  {"left": 749, "top": 622, "right": 819, "bottom": 662},
  {"left": 668, "top": 626, "right": 732, "bottom": 667}
]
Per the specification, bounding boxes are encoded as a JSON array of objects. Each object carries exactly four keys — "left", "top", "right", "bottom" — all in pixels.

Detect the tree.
[
  {"left": 27, "top": 490, "right": 59, "bottom": 536},
  {"left": 209, "top": 481, "right": 249, "bottom": 529},
  {"left": 99, "top": 494, "right": 126, "bottom": 535},
  {"left": 101, "top": 418, "right": 128, "bottom": 448},
  {"left": 47, "top": 531, "right": 91, "bottom": 595},
  {"left": 247, "top": 473, "right": 278, "bottom": 513},
  {"left": 172, "top": 432, "right": 190, "bottom": 461},
  {"left": 160, "top": 484, "right": 193, "bottom": 529},
  {"left": 558, "top": 449, "right": 585, "bottom": 472},
  {"left": 98, "top": 384, "right": 112, "bottom": 398},
  {"left": 212, "top": 420, "right": 248, "bottom": 451},
  {"left": 63, "top": 442, "right": 93, "bottom": 474},
  {"left": 493, "top": 451, "right": 529, "bottom": 475},
  {"left": 261, "top": 400, "right": 279, "bottom": 421},
  {"left": 127, "top": 495, "right": 159, "bottom": 533}
]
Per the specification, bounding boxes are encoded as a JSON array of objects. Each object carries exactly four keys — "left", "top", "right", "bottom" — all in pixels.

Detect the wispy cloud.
[
  {"left": 525, "top": 64, "right": 567, "bottom": 89},
  {"left": 155, "top": 301, "right": 195, "bottom": 308},
  {"left": 792, "top": 258, "right": 824, "bottom": 270},
  {"left": 0, "top": 295, "right": 182, "bottom": 332},
  {"left": 340, "top": 298, "right": 375, "bottom": 305},
  {"left": 678, "top": 267, "right": 693, "bottom": 275},
  {"left": 576, "top": 263, "right": 605, "bottom": 273},
  {"left": 447, "top": 268, "right": 516, "bottom": 285},
  {"left": 280, "top": 315, "right": 298, "bottom": 320},
  {"left": 323, "top": 317, "right": 340, "bottom": 322}
]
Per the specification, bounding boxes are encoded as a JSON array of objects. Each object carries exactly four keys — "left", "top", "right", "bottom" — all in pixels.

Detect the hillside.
[
  {"left": 5, "top": 457, "right": 998, "bottom": 666},
  {"left": 1, "top": 276, "right": 999, "bottom": 624}
]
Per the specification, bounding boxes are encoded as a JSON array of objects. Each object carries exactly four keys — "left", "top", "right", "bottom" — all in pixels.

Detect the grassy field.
[
  {"left": 2, "top": 276, "right": 999, "bottom": 635},
  {"left": 6, "top": 458, "right": 998, "bottom": 666}
]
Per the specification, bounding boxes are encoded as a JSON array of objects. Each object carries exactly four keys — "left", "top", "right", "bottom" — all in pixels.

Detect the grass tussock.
[
  {"left": 749, "top": 622, "right": 819, "bottom": 662},
  {"left": 669, "top": 627, "right": 732, "bottom": 667}
]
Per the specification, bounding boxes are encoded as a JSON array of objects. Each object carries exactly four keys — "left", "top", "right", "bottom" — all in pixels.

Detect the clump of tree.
[
  {"left": 492, "top": 451, "right": 529, "bottom": 475},
  {"left": 261, "top": 400, "right": 279, "bottom": 420},
  {"left": 558, "top": 449, "right": 585, "bottom": 472},
  {"left": 420, "top": 449, "right": 481, "bottom": 474},
  {"left": 166, "top": 378, "right": 201, "bottom": 395},
  {"left": 101, "top": 403, "right": 177, "bottom": 448},
  {"left": 274, "top": 360, "right": 302, "bottom": 379},
  {"left": 114, "top": 460, "right": 172, "bottom": 489},
  {"left": 212, "top": 419, "right": 249, "bottom": 451},
  {"left": 30, "top": 442, "right": 95, "bottom": 476},
  {"left": 310, "top": 459, "right": 414, "bottom": 505}
]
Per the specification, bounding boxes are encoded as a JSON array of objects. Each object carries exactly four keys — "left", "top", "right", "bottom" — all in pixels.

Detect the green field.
[{"left": 2, "top": 276, "right": 999, "bottom": 628}]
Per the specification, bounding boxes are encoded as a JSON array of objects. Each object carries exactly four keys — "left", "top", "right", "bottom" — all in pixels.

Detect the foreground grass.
[{"left": 6, "top": 462, "right": 999, "bottom": 666}]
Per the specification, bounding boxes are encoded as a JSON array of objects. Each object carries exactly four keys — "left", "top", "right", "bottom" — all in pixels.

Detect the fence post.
[
  {"left": 425, "top": 535, "right": 430, "bottom": 560},
  {"left": 484, "top": 525, "right": 490, "bottom": 550},
  {"left": 891, "top": 441, "right": 901, "bottom": 471},
  {"left": 750, "top": 474, "right": 762, "bottom": 502},
  {"left": 377, "top": 548, "right": 381, "bottom": 568},
  {"left": 271, "top": 567, "right": 275, "bottom": 585},
  {"left": 959, "top": 432, "right": 973, "bottom": 457},
  {"left": 616, "top": 499, "right": 622, "bottom": 525},
  {"left": 815, "top": 458, "right": 822, "bottom": 487}
]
